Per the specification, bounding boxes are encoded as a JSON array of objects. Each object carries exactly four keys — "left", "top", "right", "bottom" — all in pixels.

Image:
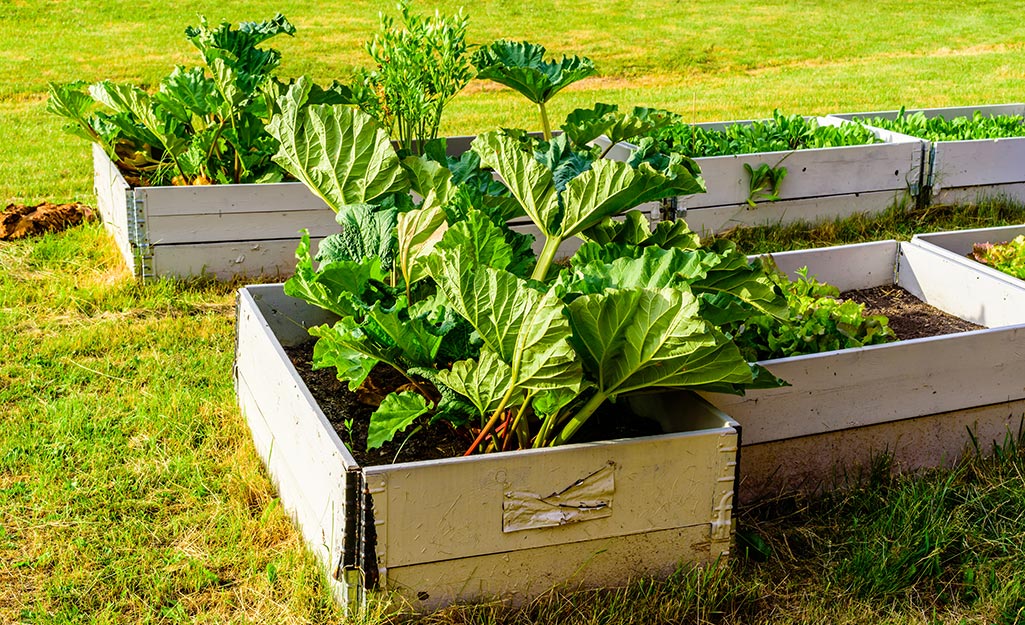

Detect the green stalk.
[
  {"left": 549, "top": 391, "right": 609, "bottom": 446},
  {"left": 530, "top": 235, "right": 564, "bottom": 282},
  {"left": 463, "top": 378, "right": 519, "bottom": 456},
  {"left": 538, "top": 101, "right": 552, "bottom": 141}
]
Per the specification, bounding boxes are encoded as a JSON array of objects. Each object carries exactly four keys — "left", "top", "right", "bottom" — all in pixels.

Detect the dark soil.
[
  {"left": 1, "top": 202, "right": 95, "bottom": 240},
  {"left": 840, "top": 285, "right": 983, "bottom": 340},
  {"left": 284, "top": 342, "right": 664, "bottom": 466}
]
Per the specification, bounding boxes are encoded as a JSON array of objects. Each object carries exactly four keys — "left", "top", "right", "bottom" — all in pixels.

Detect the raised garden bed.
[
  {"left": 606, "top": 116, "right": 924, "bottom": 235},
  {"left": 235, "top": 283, "right": 741, "bottom": 611},
  {"left": 699, "top": 240, "right": 1025, "bottom": 501},
  {"left": 911, "top": 224, "right": 1025, "bottom": 288},
  {"left": 833, "top": 104, "right": 1025, "bottom": 206}
]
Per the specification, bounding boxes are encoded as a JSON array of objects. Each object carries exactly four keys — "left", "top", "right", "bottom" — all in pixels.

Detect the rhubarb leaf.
[
  {"left": 472, "top": 40, "right": 596, "bottom": 105},
  {"left": 367, "top": 391, "right": 431, "bottom": 450},
  {"left": 471, "top": 131, "right": 559, "bottom": 235},
  {"left": 309, "top": 318, "right": 381, "bottom": 390},
  {"left": 268, "top": 77, "right": 409, "bottom": 212},
  {"left": 435, "top": 349, "right": 521, "bottom": 416},
  {"left": 283, "top": 231, "right": 388, "bottom": 318},
  {"left": 309, "top": 320, "right": 378, "bottom": 390},
  {"left": 426, "top": 248, "right": 584, "bottom": 394}
]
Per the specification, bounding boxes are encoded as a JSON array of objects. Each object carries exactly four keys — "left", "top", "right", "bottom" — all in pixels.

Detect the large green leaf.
[
  {"left": 90, "top": 81, "right": 187, "bottom": 157},
  {"left": 317, "top": 203, "right": 398, "bottom": 271},
  {"left": 435, "top": 349, "right": 520, "bottom": 417},
  {"left": 558, "top": 158, "right": 703, "bottom": 238},
  {"left": 562, "top": 103, "right": 679, "bottom": 147},
  {"left": 363, "top": 302, "right": 443, "bottom": 368},
  {"left": 367, "top": 391, "right": 431, "bottom": 450},
  {"left": 566, "top": 287, "right": 730, "bottom": 395},
  {"left": 284, "top": 231, "right": 388, "bottom": 319},
  {"left": 471, "top": 131, "right": 558, "bottom": 235},
  {"left": 434, "top": 208, "right": 515, "bottom": 272},
  {"left": 397, "top": 203, "right": 447, "bottom": 287},
  {"left": 46, "top": 82, "right": 104, "bottom": 148},
  {"left": 425, "top": 248, "right": 583, "bottom": 395},
  {"left": 472, "top": 40, "right": 596, "bottom": 105},
  {"left": 153, "top": 66, "right": 219, "bottom": 126},
  {"left": 267, "top": 77, "right": 409, "bottom": 212},
  {"left": 309, "top": 319, "right": 378, "bottom": 391}
]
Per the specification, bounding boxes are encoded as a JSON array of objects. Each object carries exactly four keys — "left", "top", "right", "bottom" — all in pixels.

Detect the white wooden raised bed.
[
  {"left": 832, "top": 104, "right": 1025, "bottom": 206},
  {"left": 699, "top": 240, "right": 1025, "bottom": 501},
  {"left": 93, "top": 135, "right": 634, "bottom": 281},
  {"left": 912, "top": 224, "right": 1025, "bottom": 288},
  {"left": 235, "top": 284, "right": 740, "bottom": 611},
  {"left": 606, "top": 117, "right": 925, "bottom": 235}
]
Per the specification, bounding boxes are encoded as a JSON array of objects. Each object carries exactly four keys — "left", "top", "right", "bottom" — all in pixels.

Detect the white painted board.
[
  {"left": 832, "top": 104, "right": 1025, "bottom": 199},
  {"left": 912, "top": 224, "right": 1025, "bottom": 292},
  {"left": 702, "top": 241, "right": 1025, "bottom": 445},
  {"left": 91, "top": 143, "right": 134, "bottom": 272}
]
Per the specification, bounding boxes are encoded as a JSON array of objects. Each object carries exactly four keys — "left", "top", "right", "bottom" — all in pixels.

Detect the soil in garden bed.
[
  {"left": 839, "top": 285, "right": 983, "bottom": 340},
  {"left": 284, "top": 342, "right": 664, "bottom": 466}
]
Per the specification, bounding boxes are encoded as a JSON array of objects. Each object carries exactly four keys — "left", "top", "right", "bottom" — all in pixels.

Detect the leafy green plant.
[
  {"left": 473, "top": 40, "right": 597, "bottom": 140},
  {"left": 859, "top": 107, "right": 1025, "bottom": 142},
  {"left": 642, "top": 110, "right": 880, "bottom": 158},
  {"left": 268, "top": 78, "right": 790, "bottom": 455},
  {"left": 972, "top": 236, "right": 1025, "bottom": 280},
  {"left": 744, "top": 162, "right": 788, "bottom": 207},
  {"left": 47, "top": 14, "right": 311, "bottom": 186},
  {"left": 354, "top": 0, "right": 474, "bottom": 155},
  {"left": 728, "top": 267, "right": 896, "bottom": 361}
]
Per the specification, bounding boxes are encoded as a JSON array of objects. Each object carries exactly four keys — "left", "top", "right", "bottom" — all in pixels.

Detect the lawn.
[{"left": 3, "top": 1, "right": 1025, "bottom": 623}]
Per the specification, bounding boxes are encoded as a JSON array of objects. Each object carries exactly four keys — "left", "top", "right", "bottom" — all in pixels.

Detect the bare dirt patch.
[
  {"left": 1, "top": 202, "right": 95, "bottom": 240},
  {"left": 840, "top": 285, "right": 983, "bottom": 340}
]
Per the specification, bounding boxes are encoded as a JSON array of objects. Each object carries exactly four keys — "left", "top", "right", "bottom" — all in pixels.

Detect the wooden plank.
[
  {"left": 148, "top": 237, "right": 325, "bottom": 280},
  {"left": 365, "top": 400, "right": 735, "bottom": 568},
  {"left": 832, "top": 104, "right": 1025, "bottom": 122},
  {"left": 145, "top": 208, "right": 339, "bottom": 245},
  {"left": 759, "top": 240, "right": 898, "bottom": 291},
  {"left": 235, "top": 289, "right": 360, "bottom": 585},
  {"left": 899, "top": 243, "right": 1025, "bottom": 328},
  {"left": 739, "top": 400, "right": 1025, "bottom": 504},
  {"left": 703, "top": 241, "right": 1025, "bottom": 445},
  {"left": 684, "top": 189, "right": 908, "bottom": 236},
  {"left": 91, "top": 144, "right": 134, "bottom": 272},
  {"left": 912, "top": 225, "right": 1025, "bottom": 292},
  {"left": 242, "top": 283, "right": 338, "bottom": 346},
  {"left": 682, "top": 139, "right": 919, "bottom": 208},
  {"left": 706, "top": 326, "right": 1025, "bottom": 446},
  {"left": 385, "top": 525, "right": 723, "bottom": 610},
  {"left": 138, "top": 182, "right": 331, "bottom": 217},
  {"left": 932, "top": 183, "right": 1025, "bottom": 206},
  {"left": 932, "top": 138, "right": 1025, "bottom": 189}
]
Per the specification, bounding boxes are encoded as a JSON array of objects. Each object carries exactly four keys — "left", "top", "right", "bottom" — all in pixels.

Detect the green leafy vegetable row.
[
  {"left": 644, "top": 110, "right": 881, "bottom": 158},
  {"left": 972, "top": 236, "right": 1025, "bottom": 280},
  {"left": 857, "top": 108, "right": 1025, "bottom": 142}
]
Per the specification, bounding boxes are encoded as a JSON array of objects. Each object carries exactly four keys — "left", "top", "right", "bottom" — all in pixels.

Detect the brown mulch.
[
  {"left": 840, "top": 285, "right": 984, "bottom": 340},
  {"left": 0, "top": 202, "right": 95, "bottom": 240}
]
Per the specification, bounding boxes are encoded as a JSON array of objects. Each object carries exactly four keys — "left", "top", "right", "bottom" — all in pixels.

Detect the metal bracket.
[
  {"left": 126, "top": 191, "right": 154, "bottom": 281},
  {"left": 335, "top": 468, "right": 368, "bottom": 613}
]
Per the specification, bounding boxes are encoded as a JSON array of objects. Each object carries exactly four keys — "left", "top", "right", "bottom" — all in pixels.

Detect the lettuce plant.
[
  {"left": 48, "top": 15, "right": 311, "bottom": 186},
  {"left": 727, "top": 267, "right": 896, "bottom": 361},
  {"left": 268, "top": 78, "right": 789, "bottom": 455},
  {"left": 973, "top": 236, "right": 1025, "bottom": 280}
]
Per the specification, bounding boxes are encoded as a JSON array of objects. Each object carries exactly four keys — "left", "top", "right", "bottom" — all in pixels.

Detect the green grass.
[
  {"left": 5, "top": 0, "right": 1025, "bottom": 202},
  {"left": 6, "top": 1, "right": 1025, "bottom": 623}
]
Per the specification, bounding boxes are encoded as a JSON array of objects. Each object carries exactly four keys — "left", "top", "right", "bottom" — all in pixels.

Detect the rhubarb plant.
[
  {"left": 269, "top": 81, "right": 789, "bottom": 454},
  {"left": 48, "top": 14, "right": 318, "bottom": 186}
]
